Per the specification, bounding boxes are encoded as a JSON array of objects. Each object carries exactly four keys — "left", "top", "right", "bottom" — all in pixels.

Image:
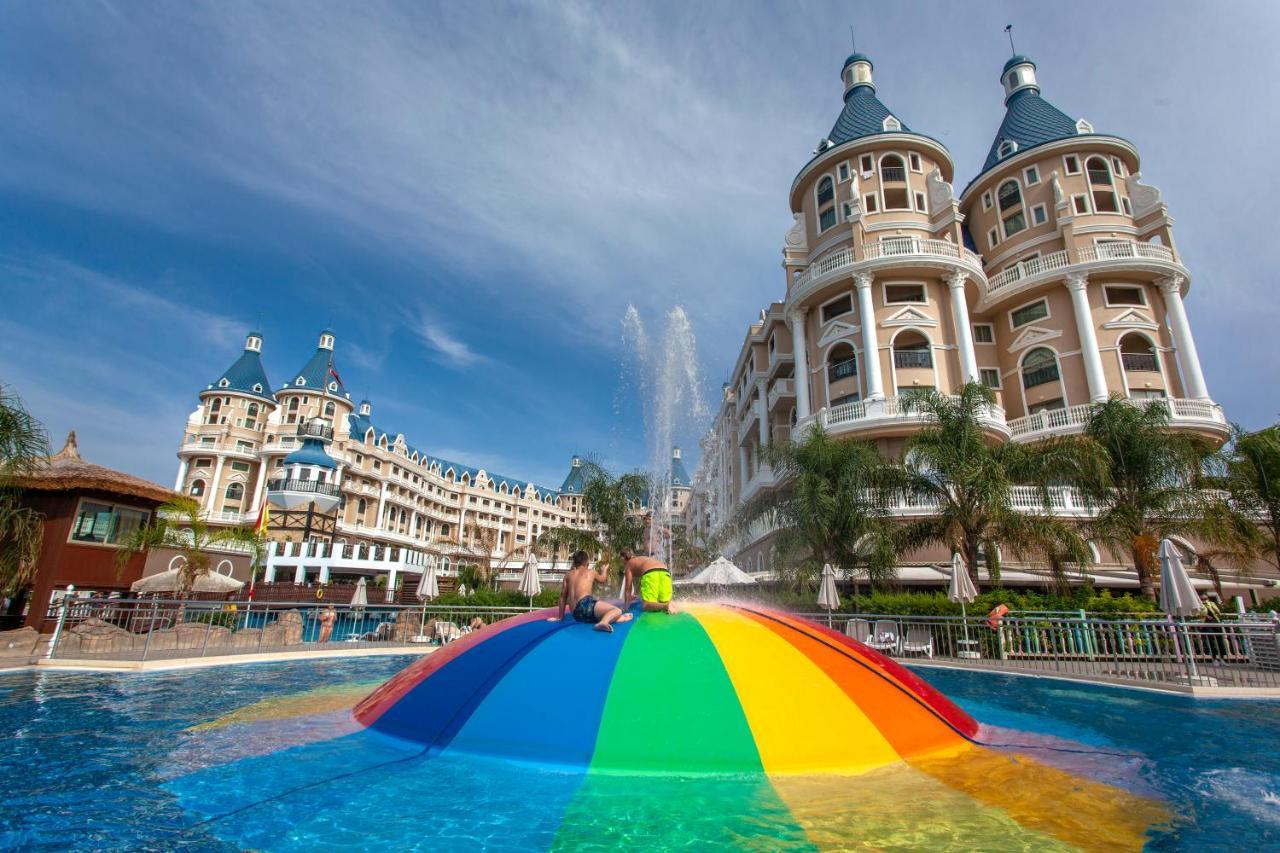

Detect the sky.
[{"left": 2, "top": 0, "right": 1278, "bottom": 490}]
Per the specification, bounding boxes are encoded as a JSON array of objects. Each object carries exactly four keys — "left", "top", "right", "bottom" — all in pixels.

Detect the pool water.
[{"left": 0, "top": 656, "right": 1276, "bottom": 850}]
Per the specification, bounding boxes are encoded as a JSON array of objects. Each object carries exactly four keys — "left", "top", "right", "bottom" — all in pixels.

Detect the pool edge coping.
[{"left": 0, "top": 645, "right": 436, "bottom": 674}]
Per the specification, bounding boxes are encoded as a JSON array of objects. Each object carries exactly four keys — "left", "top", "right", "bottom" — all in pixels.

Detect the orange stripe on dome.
[{"left": 739, "top": 608, "right": 970, "bottom": 762}]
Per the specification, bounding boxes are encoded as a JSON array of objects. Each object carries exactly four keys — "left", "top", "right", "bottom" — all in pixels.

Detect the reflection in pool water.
[{"left": 0, "top": 654, "right": 1277, "bottom": 850}]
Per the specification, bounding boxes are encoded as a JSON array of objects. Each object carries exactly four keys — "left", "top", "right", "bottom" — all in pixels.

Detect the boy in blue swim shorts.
[{"left": 549, "top": 550, "right": 630, "bottom": 633}]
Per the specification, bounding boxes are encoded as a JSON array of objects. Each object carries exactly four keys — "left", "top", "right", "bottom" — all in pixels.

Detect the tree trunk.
[
  {"left": 1132, "top": 533, "right": 1159, "bottom": 601},
  {"left": 963, "top": 538, "right": 981, "bottom": 585}
]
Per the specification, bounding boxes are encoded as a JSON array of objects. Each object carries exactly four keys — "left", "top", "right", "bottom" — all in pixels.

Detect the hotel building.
[
  {"left": 685, "top": 52, "right": 1249, "bottom": 587},
  {"left": 173, "top": 330, "right": 686, "bottom": 589}
]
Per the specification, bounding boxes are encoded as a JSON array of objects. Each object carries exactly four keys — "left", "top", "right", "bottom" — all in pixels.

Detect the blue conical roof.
[
  {"left": 978, "top": 89, "right": 1079, "bottom": 175},
  {"left": 283, "top": 437, "right": 336, "bottom": 469},
  {"left": 828, "top": 83, "right": 911, "bottom": 146},
  {"left": 210, "top": 337, "right": 274, "bottom": 402},
  {"left": 671, "top": 450, "right": 691, "bottom": 489},
  {"left": 287, "top": 345, "right": 345, "bottom": 396},
  {"left": 560, "top": 457, "right": 586, "bottom": 495}
]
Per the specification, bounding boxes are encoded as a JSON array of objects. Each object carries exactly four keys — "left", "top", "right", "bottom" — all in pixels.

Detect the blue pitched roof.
[
  {"left": 977, "top": 88, "right": 1079, "bottom": 176},
  {"left": 560, "top": 459, "right": 586, "bottom": 495},
  {"left": 286, "top": 347, "right": 345, "bottom": 395},
  {"left": 344, "top": 412, "right": 560, "bottom": 500},
  {"left": 828, "top": 84, "right": 910, "bottom": 146},
  {"left": 210, "top": 347, "right": 274, "bottom": 402},
  {"left": 670, "top": 454, "right": 691, "bottom": 489},
  {"left": 284, "top": 438, "right": 336, "bottom": 469}
]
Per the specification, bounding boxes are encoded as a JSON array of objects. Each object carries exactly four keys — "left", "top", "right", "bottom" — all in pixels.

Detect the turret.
[{"left": 206, "top": 331, "right": 274, "bottom": 401}]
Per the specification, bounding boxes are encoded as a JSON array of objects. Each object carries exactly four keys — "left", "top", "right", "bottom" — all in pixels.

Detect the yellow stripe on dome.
[{"left": 689, "top": 604, "right": 900, "bottom": 775}]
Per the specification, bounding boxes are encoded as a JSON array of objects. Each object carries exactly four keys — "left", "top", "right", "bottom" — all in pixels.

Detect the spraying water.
[{"left": 620, "top": 305, "right": 708, "bottom": 566}]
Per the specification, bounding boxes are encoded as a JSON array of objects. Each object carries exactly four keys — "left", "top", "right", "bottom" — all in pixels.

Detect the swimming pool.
[{"left": 0, "top": 656, "right": 1276, "bottom": 850}]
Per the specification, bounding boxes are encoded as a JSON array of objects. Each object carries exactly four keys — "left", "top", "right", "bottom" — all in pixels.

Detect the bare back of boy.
[{"left": 550, "top": 555, "right": 632, "bottom": 632}]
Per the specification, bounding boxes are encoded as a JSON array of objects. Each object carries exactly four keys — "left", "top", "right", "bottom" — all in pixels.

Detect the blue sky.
[{"left": 2, "top": 1, "right": 1278, "bottom": 490}]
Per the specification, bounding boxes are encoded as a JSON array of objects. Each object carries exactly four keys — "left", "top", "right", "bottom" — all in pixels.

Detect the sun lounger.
[
  {"left": 435, "top": 621, "right": 460, "bottom": 644},
  {"left": 866, "top": 620, "right": 899, "bottom": 654},
  {"left": 845, "top": 618, "right": 872, "bottom": 644},
  {"left": 901, "top": 625, "right": 934, "bottom": 658}
]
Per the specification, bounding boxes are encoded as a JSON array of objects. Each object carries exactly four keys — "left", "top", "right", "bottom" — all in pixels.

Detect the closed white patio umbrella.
[
  {"left": 817, "top": 563, "right": 840, "bottom": 627},
  {"left": 1159, "top": 538, "right": 1204, "bottom": 681},
  {"left": 414, "top": 558, "right": 440, "bottom": 641},
  {"left": 518, "top": 552, "right": 543, "bottom": 608},
  {"left": 948, "top": 553, "right": 980, "bottom": 658}
]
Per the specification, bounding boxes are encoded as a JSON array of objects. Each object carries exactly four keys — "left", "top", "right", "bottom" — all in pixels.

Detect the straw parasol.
[
  {"left": 132, "top": 567, "right": 244, "bottom": 594},
  {"left": 948, "top": 553, "right": 980, "bottom": 658},
  {"left": 15, "top": 432, "right": 175, "bottom": 503},
  {"left": 517, "top": 552, "right": 542, "bottom": 608},
  {"left": 817, "top": 563, "right": 840, "bottom": 626}
]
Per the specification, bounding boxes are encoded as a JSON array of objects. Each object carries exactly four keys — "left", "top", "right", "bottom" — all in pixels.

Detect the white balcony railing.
[
  {"left": 815, "top": 395, "right": 1007, "bottom": 434},
  {"left": 987, "top": 241, "right": 1179, "bottom": 297},
  {"left": 1008, "top": 397, "right": 1227, "bottom": 441},
  {"left": 791, "top": 239, "right": 984, "bottom": 294}
]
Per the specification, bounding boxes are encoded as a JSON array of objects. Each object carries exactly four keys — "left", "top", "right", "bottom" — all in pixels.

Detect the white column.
[
  {"left": 375, "top": 482, "right": 388, "bottom": 529},
  {"left": 738, "top": 444, "right": 749, "bottom": 490},
  {"left": 207, "top": 456, "right": 226, "bottom": 512},
  {"left": 947, "top": 271, "right": 980, "bottom": 384},
  {"left": 333, "top": 463, "right": 345, "bottom": 489},
  {"left": 1160, "top": 276, "right": 1210, "bottom": 400},
  {"left": 173, "top": 458, "right": 189, "bottom": 492},
  {"left": 1065, "top": 273, "right": 1109, "bottom": 402},
  {"left": 855, "top": 273, "right": 885, "bottom": 399},
  {"left": 386, "top": 566, "right": 398, "bottom": 603},
  {"left": 788, "top": 309, "right": 812, "bottom": 418},
  {"left": 755, "top": 379, "right": 769, "bottom": 447},
  {"left": 318, "top": 564, "right": 330, "bottom": 584},
  {"left": 293, "top": 563, "right": 306, "bottom": 584},
  {"left": 249, "top": 461, "right": 268, "bottom": 513}
]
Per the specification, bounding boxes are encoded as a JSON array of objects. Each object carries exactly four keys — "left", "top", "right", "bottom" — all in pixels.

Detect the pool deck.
[{"left": 910, "top": 659, "right": 1280, "bottom": 699}]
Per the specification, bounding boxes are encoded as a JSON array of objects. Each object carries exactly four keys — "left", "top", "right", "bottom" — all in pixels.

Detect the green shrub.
[{"left": 712, "top": 585, "right": 1158, "bottom": 618}]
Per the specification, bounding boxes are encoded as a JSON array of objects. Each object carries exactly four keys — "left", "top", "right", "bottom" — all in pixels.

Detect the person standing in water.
[
  {"left": 620, "top": 547, "right": 673, "bottom": 613},
  {"left": 549, "top": 550, "right": 631, "bottom": 632}
]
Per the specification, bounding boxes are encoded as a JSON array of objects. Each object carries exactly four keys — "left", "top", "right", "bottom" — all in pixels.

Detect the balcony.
[
  {"left": 790, "top": 239, "right": 985, "bottom": 299},
  {"left": 766, "top": 378, "right": 795, "bottom": 411},
  {"left": 804, "top": 395, "right": 1008, "bottom": 438},
  {"left": 983, "top": 240, "right": 1182, "bottom": 308},
  {"left": 880, "top": 166, "right": 906, "bottom": 182},
  {"left": 893, "top": 350, "right": 932, "bottom": 369},
  {"left": 297, "top": 421, "right": 334, "bottom": 441},
  {"left": 827, "top": 358, "right": 857, "bottom": 382},
  {"left": 1121, "top": 353, "right": 1160, "bottom": 373},
  {"left": 1007, "top": 397, "right": 1228, "bottom": 443},
  {"left": 1021, "top": 365, "right": 1060, "bottom": 389},
  {"left": 268, "top": 478, "right": 340, "bottom": 497}
]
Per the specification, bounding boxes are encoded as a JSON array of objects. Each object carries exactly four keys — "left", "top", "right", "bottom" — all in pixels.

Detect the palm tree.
[
  {"left": 1079, "top": 397, "right": 1258, "bottom": 600},
  {"left": 0, "top": 383, "right": 49, "bottom": 598},
  {"left": 898, "top": 382, "right": 1096, "bottom": 587},
  {"left": 114, "top": 496, "right": 263, "bottom": 596},
  {"left": 732, "top": 426, "right": 900, "bottom": 593},
  {"left": 1221, "top": 425, "right": 1280, "bottom": 572},
  {"left": 537, "top": 459, "right": 648, "bottom": 578}
]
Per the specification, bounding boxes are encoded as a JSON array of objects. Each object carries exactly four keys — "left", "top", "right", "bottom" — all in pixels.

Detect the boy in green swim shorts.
[{"left": 620, "top": 547, "right": 673, "bottom": 613}]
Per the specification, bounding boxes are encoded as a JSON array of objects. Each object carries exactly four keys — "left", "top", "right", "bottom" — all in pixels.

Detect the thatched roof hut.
[{"left": 13, "top": 432, "right": 173, "bottom": 503}]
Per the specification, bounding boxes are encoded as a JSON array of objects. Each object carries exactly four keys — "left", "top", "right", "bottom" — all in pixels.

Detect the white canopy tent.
[{"left": 675, "top": 556, "right": 756, "bottom": 587}]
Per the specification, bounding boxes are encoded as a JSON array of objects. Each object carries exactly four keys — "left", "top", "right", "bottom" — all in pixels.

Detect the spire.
[
  {"left": 824, "top": 52, "right": 915, "bottom": 148},
  {"left": 670, "top": 447, "right": 691, "bottom": 489},
  {"left": 560, "top": 456, "right": 586, "bottom": 495},
  {"left": 208, "top": 330, "right": 274, "bottom": 401},
  {"left": 968, "top": 53, "right": 1088, "bottom": 187},
  {"left": 52, "top": 431, "right": 81, "bottom": 462},
  {"left": 286, "top": 329, "right": 346, "bottom": 396}
]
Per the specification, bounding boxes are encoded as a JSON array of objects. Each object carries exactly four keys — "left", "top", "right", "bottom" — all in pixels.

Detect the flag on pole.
[{"left": 254, "top": 493, "right": 270, "bottom": 536}]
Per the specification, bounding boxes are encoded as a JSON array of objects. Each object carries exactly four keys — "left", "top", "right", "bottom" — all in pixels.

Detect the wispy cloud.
[{"left": 414, "top": 312, "right": 486, "bottom": 368}]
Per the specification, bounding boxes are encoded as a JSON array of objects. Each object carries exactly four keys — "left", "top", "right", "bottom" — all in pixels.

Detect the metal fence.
[
  {"left": 45, "top": 597, "right": 532, "bottom": 663},
  {"left": 792, "top": 611, "right": 1280, "bottom": 689}
]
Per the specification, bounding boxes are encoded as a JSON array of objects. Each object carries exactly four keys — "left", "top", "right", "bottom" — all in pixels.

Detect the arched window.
[
  {"left": 324, "top": 402, "right": 335, "bottom": 417},
  {"left": 1086, "top": 157, "right": 1119, "bottom": 212},
  {"left": 288, "top": 398, "right": 299, "bottom": 411},
  {"left": 357, "top": 498, "right": 367, "bottom": 517},
  {"left": 880, "top": 155, "right": 909, "bottom": 209},
  {"left": 247, "top": 403, "right": 258, "bottom": 419},
  {"left": 998, "top": 180, "right": 1026, "bottom": 237},
  {"left": 1021, "top": 347, "right": 1060, "bottom": 388},
  {"left": 189, "top": 479, "right": 206, "bottom": 497},
  {"left": 893, "top": 331, "right": 933, "bottom": 369},
  {"left": 224, "top": 482, "right": 245, "bottom": 502},
  {"left": 207, "top": 398, "right": 221, "bottom": 425},
  {"left": 826, "top": 343, "right": 858, "bottom": 383},
  {"left": 816, "top": 176, "right": 837, "bottom": 232}
]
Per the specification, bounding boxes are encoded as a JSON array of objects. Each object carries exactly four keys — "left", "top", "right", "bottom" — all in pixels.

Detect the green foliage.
[
  {"left": 114, "top": 496, "right": 263, "bottom": 596},
  {"left": 432, "top": 587, "right": 561, "bottom": 608},
  {"left": 187, "top": 609, "right": 240, "bottom": 629},
  {"left": 537, "top": 459, "right": 647, "bottom": 579},
  {"left": 733, "top": 427, "right": 900, "bottom": 592},
  {"left": 897, "top": 383, "right": 1094, "bottom": 588},
  {"left": 1080, "top": 397, "right": 1259, "bottom": 599},
  {"left": 0, "top": 383, "right": 49, "bottom": 596},
  {"left": 1222, "top": 425, "right": 1280, "bottom": 572},
  {"left": 1250, "top": 595, "right": 1280, "bottom": 613},
  {"left": 752, "top": 585, "right": 1159, "bottom": 617}
]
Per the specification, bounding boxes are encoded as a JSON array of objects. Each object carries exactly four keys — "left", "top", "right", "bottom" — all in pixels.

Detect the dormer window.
[
  {"left": 1075, "top": 118, "right": 1093, "bottom": 134},
  {"left": 997, "top": 140, "right": 1018, "bottom": 159},
  {"left": 328, "top": 381, "right": 338, "bottom": 392},
  {"left": 295, "top": 377, "right": 305, "bottom": 386},
  {"left": 218, "top": 378, "right": 229, "bottom": 388},
  {"left": 252, "top": 383, "right": 263, "bottom": 393},
  {"left": 882, "top": 116, "right": 901, "bottom": 132}
]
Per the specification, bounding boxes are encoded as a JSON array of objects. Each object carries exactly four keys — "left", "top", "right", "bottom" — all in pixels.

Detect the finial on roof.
[
  {"left": 53, "top": 431, "right": 81, "bottom": 462},
  {"left": 1004, "top": 24, "right": 1016, "bottom": 56},
  {"left": 841, "top": 51, "right": 873, "bottom": 95}
]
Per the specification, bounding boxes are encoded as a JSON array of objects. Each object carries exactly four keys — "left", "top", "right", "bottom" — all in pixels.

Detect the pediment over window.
[
  {"left": 817, "top": 320, "right": 861, "bottom": 348},
  {"left": 1008, "top": 325, "right": 1063, "bottom": 352},
  {"left": 1102, "top": 309, "right": 1159, "bottom": 330},
  {"left": 882, "top": 307, "right": 936, "bottom": 328}
]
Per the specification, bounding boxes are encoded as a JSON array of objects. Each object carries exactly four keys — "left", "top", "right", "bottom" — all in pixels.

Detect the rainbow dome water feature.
[{"left": 343, "top": 602, "right": 1168, "bottom": 848}]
